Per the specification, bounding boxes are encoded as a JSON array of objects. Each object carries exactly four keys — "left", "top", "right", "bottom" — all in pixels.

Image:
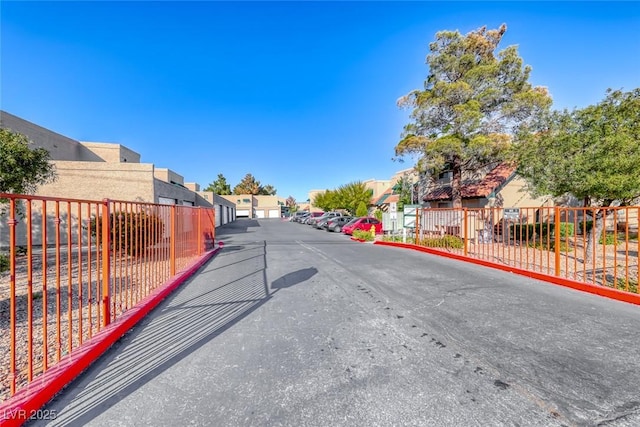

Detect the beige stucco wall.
[
  {"left": 218, "top": 195, "right": 282, "bottom": 218},
  {"left": 496, "top": 176, "right": 550, "bottom": 208},
  {"left": 1, "top": 110, "right": 101, "bottom": 161},
  {"left": 80, "top": 142, "right": 141, "bottom": 163},
  {"left": 154, "top": 168, "right": 184, "bottom": 185},
  {"left": 390, "top": 168, "right": 418, "bottom": 186},
  {"left": 36, "top": 161, "right": 156, "bottom": 202},
  {"left": 185, "top": 182, "right": 200, "bottom": 192},
  {"left": 363, "top": 179, "right": 391, "bottom": 201}
]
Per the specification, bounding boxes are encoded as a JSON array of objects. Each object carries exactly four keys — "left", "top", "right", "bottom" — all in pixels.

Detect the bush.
[
  {"left": 419, "top": 235, "right": 464, "bottom": 249},
  {"left": 89, "top": 211, "right": 164, "bottom": 256},
  {"left": 609, "top": 278, "right": 639, "bottom": 294},
  {"left": 381, "top": 235, "right": 415, "bottom": 244},
  {"left": 509, "top": 222, "right": 575, "bottom": 240},
  {"left": 0, "top": 253, "right": 8, "bottom": 273},
  {"left": 353, "top": 229, "right": 374, "bottom": 241}
]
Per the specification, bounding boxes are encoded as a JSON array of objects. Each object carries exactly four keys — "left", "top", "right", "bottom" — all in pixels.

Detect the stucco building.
[
  {"left": 0, "top": 110, "right": 236, "bottom": 246},
  {"left": 220, "top": 195, "right": 285, "bottom": 219}
]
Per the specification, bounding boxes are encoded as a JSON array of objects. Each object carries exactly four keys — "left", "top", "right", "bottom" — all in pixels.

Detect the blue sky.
[{"left": 2, "top": 1, "right": 639, "bottom": 202}]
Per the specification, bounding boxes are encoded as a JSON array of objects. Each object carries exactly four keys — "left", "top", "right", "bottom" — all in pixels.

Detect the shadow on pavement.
[
  {"left": 215, "top": 219, "right": 261, "bottom": 236},
  {"left": 30, "top": 240, "right": 315, "bottom": 426}
]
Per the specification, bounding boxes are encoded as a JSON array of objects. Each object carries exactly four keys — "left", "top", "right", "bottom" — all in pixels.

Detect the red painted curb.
[
  {"left": 374, "top": 241, "right": 640, "bottom": 307},
  {"left": 0, "top": 247, "right": 221, "bottom": 427}
]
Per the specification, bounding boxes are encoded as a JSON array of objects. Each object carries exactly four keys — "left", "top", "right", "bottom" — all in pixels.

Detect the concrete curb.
[
  {"left": 0, "top": 246, "right": 222, "bottom": 427},
  {"left": 374, "top": 241, "right": 640, "bottom": 307}
]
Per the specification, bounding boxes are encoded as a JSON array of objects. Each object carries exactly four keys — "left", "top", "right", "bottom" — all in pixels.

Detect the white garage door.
[
  {"left": 268, "top": 209, "right": 280, "bottom": 218},
  {"left": 237, "top": 209, "right": 250, "bottom": 218},
  {"left": 255, "top": 210, "right": 265, "bottom": 218},
  {"left": 215, "top": 205, "right": 221, "bottom": 227}
]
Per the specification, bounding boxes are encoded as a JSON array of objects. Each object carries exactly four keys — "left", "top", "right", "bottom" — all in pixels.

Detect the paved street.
[{"left": 31, "top": 219, "right": 640, "bottom": 426}]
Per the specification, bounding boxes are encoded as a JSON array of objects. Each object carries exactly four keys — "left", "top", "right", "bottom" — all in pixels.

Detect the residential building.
[
  {"left": 0, "top": 110, "right": 236, "bottom": 246},
  {"left": 421, "top": 163, "right": 550, "bottom": 209},
  {"left": 0, "top": 111, "right": 215, "bottom": 207},
  {"left": 185, "top": 183, "right": 237, "bottom": 227},
  {"left": 220, "top": 195, "right": 286, "bottom": 219}
]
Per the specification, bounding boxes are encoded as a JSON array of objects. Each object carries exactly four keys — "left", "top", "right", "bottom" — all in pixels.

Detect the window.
[
  {"left": 438, "top": 163, "right": 453, "bottom": 180},
  {"left": 242, "top": 198, "right": 251, "bottom": 204}
]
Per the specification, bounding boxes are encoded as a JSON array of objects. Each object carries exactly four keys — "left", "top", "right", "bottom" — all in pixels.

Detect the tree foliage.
[
  {"left": 393, "top": 176, "right": 415, "bottom": 207},
  {"left": 232, "top": 173, "right": 276, "bottom": 195},
  {"left": 336, "top": 181, "right": 373, "bottom": 215},
  {"left": 311, "top": 181, "right": 372, "bottom": 215},
  {"left": 0, "top": 128, "right": 57, "bottom": 196},
  {"left": 262, "top": 185, "right": 277, "bottom": 196},
  {"left": 516, "top": 88, "right": 640, "bottom": 206},
  {"left": 395, "top": 24, "right": 551, "bottom": 207},
  {"left": 204, "top": 173, "right": 231, "bottom": 195},
  {"left": 356, "top": 201, "right": 368, "bottom": 217},
  {"left": 516, "top": 88, "right": 640, "bottom": 260},
  {"left": 285, "top": 196, "right": 297, "bottom": 212},
  {"left": 313, "top": 190, "right": 340, "bottom": 212}
]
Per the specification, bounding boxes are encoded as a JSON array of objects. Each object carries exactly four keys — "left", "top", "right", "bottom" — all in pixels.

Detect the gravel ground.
[{"left": 0, "top": 248, "right": 188, "bottom": 402}]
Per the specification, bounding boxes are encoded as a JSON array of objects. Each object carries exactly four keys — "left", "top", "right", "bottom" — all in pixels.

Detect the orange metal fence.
[
  {"left": 0, "top": 194, "right": 215, "bottom": 402},
  {"left": 390, "top": 206, "right": 639, "bottom": 294}
]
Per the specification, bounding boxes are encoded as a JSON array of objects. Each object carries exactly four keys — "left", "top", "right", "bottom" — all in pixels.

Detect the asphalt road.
[{"left": 31, "top": 219, "right": 640, "bottom": 426}]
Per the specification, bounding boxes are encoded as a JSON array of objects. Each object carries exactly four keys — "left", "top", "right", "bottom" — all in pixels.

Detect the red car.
[{"left": 342, "top": 217, "right": 382, "bottom": 235}]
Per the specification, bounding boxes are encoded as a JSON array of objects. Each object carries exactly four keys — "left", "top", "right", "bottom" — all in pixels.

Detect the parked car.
[
  {"left": 342, "top": 217, "right": 383, "bottom": 235},
  {"left": 325, "top": 216, "right": 354, "bottom": 232},
  {"left": 314, "top": 218, "right": 331, "bottom": 229},
  {"left": 309, "top": 211, "right": 342, "bottom": 227},
  {"left": 292, "top": 211, "right": 310, "bottom": 223},
  {"left": 301, "top": 212, "right": 323, "bottom": 224}
]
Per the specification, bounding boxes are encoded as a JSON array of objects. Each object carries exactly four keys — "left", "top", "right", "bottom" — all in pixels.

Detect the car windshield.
[{"left": 344, "top": 218, "right": 360, "bottom": 226}]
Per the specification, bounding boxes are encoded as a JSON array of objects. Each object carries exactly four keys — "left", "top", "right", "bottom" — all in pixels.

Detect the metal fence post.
[
  {"left": 197, "top": 208, "right": 202, "bottom": 256},
  {"left": 8, "top": 198, "right": 17, "bottom": 395},
  {"left": 463, "top": 208, "right": 468, "bottom": 256},
  {"left": 101, "top": 199, "right": 111, "bottom": 327},
  {"left": 170, "top": 205, "right": 177, "bottom": 276},
  {"left": 554, "top": 206, "right": 561, "bottom": 276},
  {"left": 415, "top": 206, "right": 421, "bottom": 245}
]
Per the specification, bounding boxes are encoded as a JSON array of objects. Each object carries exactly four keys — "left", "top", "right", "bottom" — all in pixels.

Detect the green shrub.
[
  {"left": 509, "top": 222, "right": 575, "bottom": 240},
  {"left": 598, "top": 233, "right": 619, "bottom": 246},
  {"left": 353, "top": 229, "right": 374, "bottom": 241},
  {"left": 0, "top": 253, "right": 8, "bottom": 273},
  {"left": 381, "top": 235, "right": 415, "bottom": 244},
  {"left": 420, "top": 235, "right": 464, "bottom": 249},
  {"left": 609, "top": 278, "right": 639, "bottom": 294},
  {"left": 89, "top": 211, "right": 164, "bottom": 256}
]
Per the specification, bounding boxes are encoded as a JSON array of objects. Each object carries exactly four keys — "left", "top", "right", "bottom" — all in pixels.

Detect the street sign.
[
  {"left": 503, "top": 208, "right": 520, "bottom": 220},
  {"left": 403, "top": 204, "right": 419, "bottom": 216},
  {"left": 403, "top": 204, "right": 419, "bottom": 228}
]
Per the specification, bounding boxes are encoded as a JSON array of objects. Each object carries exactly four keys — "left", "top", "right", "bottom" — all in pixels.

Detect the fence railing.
[
  {"left": 0, "top": 194, "right": 215, "bottom": 403},
  {"left": 384, "top": 206, "right": 639, "bottom": 294}
]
